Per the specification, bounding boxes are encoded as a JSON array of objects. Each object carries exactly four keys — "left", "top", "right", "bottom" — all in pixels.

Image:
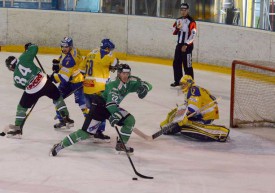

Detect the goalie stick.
[
  {"left": 115, "top": 126, "right": 153, "bottom": 179},
  {"left": 133, "top": 97, "right": 221, "bottom": 141}
]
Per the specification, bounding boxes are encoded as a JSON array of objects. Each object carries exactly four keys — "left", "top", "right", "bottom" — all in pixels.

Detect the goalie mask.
[
  {"left": 180, "top": 75, "right": 194, "bottom": 93},
  {"left": 5, "top": 56, "right": 18, "bottom": 72}
]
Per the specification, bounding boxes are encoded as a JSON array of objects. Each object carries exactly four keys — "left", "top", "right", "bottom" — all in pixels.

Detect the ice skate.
[
  {"left": 50, "top": 142, "right": 63, "bottom": 156},
  {"left": 54, "top": 116, "right": 74, "bottom": 129},
  {"left": 115, "top": 137, "right": 134, "bottom": 154},
  {"left": 92, "top": 131, "right": 111, "bottom": 143},
  {"left": 6, "top": 124, "right": 22, "bottom": 139}
]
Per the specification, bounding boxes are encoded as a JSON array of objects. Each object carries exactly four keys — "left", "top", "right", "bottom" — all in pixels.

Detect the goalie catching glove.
[
  {"left": 109, "top": 112, "right": 123, "bottom": 127},
  {"left": 136, "top": 82, "right": 150, "bottom": 99}
]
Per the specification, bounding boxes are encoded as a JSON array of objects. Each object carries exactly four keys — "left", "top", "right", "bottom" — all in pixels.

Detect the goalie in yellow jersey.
[
  {"left": 79, "top": 38, "right": 118, "bottom": 142},
  {"left": 160, "top": 75, "right": 230, "bottom": 142}
]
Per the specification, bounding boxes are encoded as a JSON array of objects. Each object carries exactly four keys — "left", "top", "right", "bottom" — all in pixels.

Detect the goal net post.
[{"left": 230, "top": 60, "right": 275, "bottom": 128}]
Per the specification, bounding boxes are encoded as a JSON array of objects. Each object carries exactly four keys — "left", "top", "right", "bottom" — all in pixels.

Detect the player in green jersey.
[
  {"left": 5, "top": 43, "right": 73, "bottom": 138},
  {"left": 50, "top": 63, "right": 152, "bottom": 156}
]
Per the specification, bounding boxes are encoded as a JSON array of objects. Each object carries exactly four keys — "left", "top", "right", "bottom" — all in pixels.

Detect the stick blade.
[{"left": 133, "top": 128, "right": 153, "bottom": 141}]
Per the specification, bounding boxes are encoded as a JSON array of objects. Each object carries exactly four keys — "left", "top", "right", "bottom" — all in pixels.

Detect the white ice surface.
[{"left": 0, "top": 52, "right": 275, "bottom": 193}]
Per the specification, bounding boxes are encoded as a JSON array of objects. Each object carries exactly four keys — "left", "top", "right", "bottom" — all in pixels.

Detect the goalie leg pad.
[{"left": 180, "top": 122, "right": 230, "bottom": 142}]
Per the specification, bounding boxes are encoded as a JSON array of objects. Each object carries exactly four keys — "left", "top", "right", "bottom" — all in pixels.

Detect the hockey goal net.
[{"left": 230, "top": 60, "right": 275, "bottom": 128}]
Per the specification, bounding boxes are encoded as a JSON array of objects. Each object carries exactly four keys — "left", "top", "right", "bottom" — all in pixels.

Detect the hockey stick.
[
  {"left": 133, "top": 97, "right": 221, "bottom": 141},
  {"left": 35, "top": 56, "right": 46, "bottom": 73},
  {"left": 115, "top": 126, "right": 154, "bottom": 179}
]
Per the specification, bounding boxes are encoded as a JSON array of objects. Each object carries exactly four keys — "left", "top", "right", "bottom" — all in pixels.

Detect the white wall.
[
  {"left": 0, "top": 8, "right": 274, "bottom": 67},
  {"left": 0, "top": 8, "right": 7, "bottom": 46}
]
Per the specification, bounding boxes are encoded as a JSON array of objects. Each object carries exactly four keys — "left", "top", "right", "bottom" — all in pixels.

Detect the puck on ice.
[{"left": 132, "top": 177, "right": 138, "bottom": 180}]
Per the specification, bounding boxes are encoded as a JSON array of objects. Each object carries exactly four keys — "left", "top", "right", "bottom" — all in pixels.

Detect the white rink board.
[{"left": 1, "top": 8, "right": 275, "bottom": 67}]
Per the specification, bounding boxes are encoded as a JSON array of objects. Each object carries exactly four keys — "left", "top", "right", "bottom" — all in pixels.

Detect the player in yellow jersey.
[
  {"left": 80, "top": 38, "right": 118, "bottom": 142},
  {"left": 160, "top": 75, "right": 229, "bottom": 142},
  {"left": 51, "top": 37, "right": 87, "bottom": 129},
  {"left": 180, "top": 75, "right": 219, "bottom": 124}
]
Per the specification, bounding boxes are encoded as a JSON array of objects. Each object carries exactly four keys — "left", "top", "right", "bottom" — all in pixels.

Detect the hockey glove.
[
  {"left": 162, "top": 123, "right": 181, "bottom": 135},
  {"left": 136, "top": 84, "right": 149, "bottom": 99},
  {"left": 52, "top": 59, "right": 60, "bottom": 73},
  {"left": 49, "top": 73, "right": 57, "bottom": 83},
  {"left": 24, "top": 42, "right": 33, "bottom": 51},
  {"left": 109, "top": 65, "right": 117, "bottom": 73},
  {"left": 109, "top": 112, "right": 123, "bottom": 127},
  {"left": 109, "top": 58, "right": 119, "bottom": 73}
]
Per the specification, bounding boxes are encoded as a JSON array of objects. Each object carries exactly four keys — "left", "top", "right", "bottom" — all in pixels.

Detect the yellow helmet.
[{"left": 180, "top": 75, "right": 194, "bottom": 93}]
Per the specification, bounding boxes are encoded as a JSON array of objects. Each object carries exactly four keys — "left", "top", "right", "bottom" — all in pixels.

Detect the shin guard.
[
  {"left": 15, "top": 104, "right": 28, "bottom": 127},
  {"left": 54, "top": 96, "right": 69, "bottom": 118},
  {"left": 62, "top": 129, "right": 90, "bottom": 147},
  {"left": 120, "top": 115, "right": 135, "bottom": 143}
]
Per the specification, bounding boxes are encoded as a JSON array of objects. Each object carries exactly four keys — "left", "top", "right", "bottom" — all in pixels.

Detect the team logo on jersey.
[
  {"left": 27, "top": 73, "right": 43, "bottom": 90},
  {"left": 83, "top": 79, "right": 95, "bottom": 87}
]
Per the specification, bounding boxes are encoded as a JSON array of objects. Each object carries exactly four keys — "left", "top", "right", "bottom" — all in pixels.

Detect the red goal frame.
[{"left": 230, "top": 60, "right": 275, "bottom": 128}]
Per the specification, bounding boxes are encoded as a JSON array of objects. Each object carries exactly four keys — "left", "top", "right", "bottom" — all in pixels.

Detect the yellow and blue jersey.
[
  {"left": 80, "top": 48, "right": 117, "bottom": 95},
  {"left": 53, "top": 48, "right": 84, "bottom": 84},
  {"left": 186, "top": 85, "right": 219, "bottom": 123}
]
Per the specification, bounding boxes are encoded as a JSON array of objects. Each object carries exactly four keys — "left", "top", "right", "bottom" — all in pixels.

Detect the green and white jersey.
[
  {"left": 13, "top": 45, "right": 47, "bottom": 93},
  {"left": 101, "top": 76, "right": 152, "bottom": 114}
]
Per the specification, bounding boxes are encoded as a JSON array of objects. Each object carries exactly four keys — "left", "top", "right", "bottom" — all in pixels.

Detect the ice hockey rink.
[{"left": 0, "top": 52, "right": 274, "bottom": 193}]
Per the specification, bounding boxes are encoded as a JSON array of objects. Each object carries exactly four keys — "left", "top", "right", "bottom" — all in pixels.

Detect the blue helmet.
[
  {"left": 61, "top": 37, "right": 73, "bottom": 47},
  {"left": 100, "top": 39, "right": 115, "bottom": 50}
]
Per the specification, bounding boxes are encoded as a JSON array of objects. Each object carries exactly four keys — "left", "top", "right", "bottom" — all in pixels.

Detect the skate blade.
[
  {"left": 54, "top": 123, "right": 74, "bottom": 130},
  {"left": 66, "top": 123, "right": 74, "bottom": 129},
  {"left": 54, "top": 126, "right": 67, "bottom": 130},
  {"left": 115, "top": 150, "right": 134, "bottom": 156},
  {"left": 92, "top": 138, "right": 111, "bottom": 143},
  {"left": 6, "top": 134, "right": 22, "bottom": 139},
  {"left": 170, "top": 86, "right": 181, "bottom": 89}
]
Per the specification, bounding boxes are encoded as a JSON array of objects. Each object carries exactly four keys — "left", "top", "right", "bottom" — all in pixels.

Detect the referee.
[{"left": 171, "top": 3, "right": 197, "bottom": 87}]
